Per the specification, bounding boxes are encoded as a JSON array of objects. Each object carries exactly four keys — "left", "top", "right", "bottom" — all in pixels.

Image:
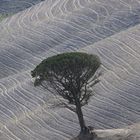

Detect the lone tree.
[{"left": 31, "top": 52, "right": 101, "bottom": 134}]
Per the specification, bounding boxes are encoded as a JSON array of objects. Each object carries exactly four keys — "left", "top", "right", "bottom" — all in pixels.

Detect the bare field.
[
  {"left": 0, "top": 0, "right": 43, "bottom": 14},
  {"left": 0, "top": 0, "right": 140, "bottom": 139}
]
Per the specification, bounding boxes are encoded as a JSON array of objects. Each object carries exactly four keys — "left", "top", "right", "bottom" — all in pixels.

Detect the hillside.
[
  {"left": 0, "top": 0, "right": 43, "bottom": 14},
  {"left": 0, "top": 0, "right": 140, "bottom": 139},
  {"left": 94, "top": 123, "right": 140, "bottom": 140},
  {"left": 95, "top": 123, "right": 140, "bottom": 140},
  {"left": 73, "top": 123, "right": 140, "bottom": 140}
]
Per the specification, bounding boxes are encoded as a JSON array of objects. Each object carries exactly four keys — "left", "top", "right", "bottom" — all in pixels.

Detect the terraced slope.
[
  {"left": 0, "top": 0, "right": 140, "bottom": 139},
  {"left": 0, "top": 0, "right": 43, "bottom": 14}
]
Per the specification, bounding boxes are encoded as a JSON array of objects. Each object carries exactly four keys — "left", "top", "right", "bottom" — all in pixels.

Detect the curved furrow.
[
  {"left": 0, "top": 0, "right": 140, "bottom": 139},
  {"left": 94, "top": 90, "right": 140, "bottom": 124},
  {"left": 89, "top": 90, "right": 140, "bottom": 123},
  {"left": 96, "top": 47, "right": 137, "bottom": 76},
  {"left": 95, "top": 41, "right": 140, "bottom": 78},
  {"left": 0, "top": 0, "right": 43, "bottom": 14},
  {"left": 2, "top": 126, "right": 22, "bottom": 140},
  {"left": 110, "top": 43, "right": 140, "bottom": 75},
  {"left": 0, "top": 130, "right": 15, "bottom": 140},
  {"left": 87, "top": 87, "right": 140, "bottom": 120},
  {"left": 1, "top": 102, "right": 73, "bottom": 139},
  {"left": 87, "top": 103, "right": 134, "bottom": 125},
  {"left": 99, "top": 78, "right": 140, "bottom": 114},
  {"left": 79, "top": 24, "right": 140, "bottom": 127},
  {"left": 0, "top": 0, "right": 138, "bottom": 64},
  {"left": 88, "top": 91, "right": 139, "bottom": 120},
  {"left": 26, "top": 111, "right": 76, "bottom": 138},
  {"left": 0, "top": 78, "right": 37, "bottom": 120},
  {"left": 0, "top": 62, "right": 17, "bottom": 78},
  {"left": 61, "top": 0, "right": 78, "bottom": 15},
  {"left": 0, "top": 75, "right": 80, "bottom": 138},
  {"left": 15, "top": 84, "right": 46, "bottom": 106},
  {"left": 51, "top": 0, "right": 67, "bottom": 17},
  {"left": 0, "top": 0, "right": 131, "bottom": 39},
  {"left": 98, "top": 47, "right": 140, "bottom": 76}
]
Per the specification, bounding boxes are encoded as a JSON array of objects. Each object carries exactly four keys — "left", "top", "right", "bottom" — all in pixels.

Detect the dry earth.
[
  {"left": 0, "top": 0, "right": 140, "bottom": 139},
  {"left": 0, "top": 0, "right": 43, "bottom": 14},
  {"left": 94, "top": 123, "right": 140, "bottom": 140},
  {"left": 72, "top": 124, "right": 140, "bottom": 140}
]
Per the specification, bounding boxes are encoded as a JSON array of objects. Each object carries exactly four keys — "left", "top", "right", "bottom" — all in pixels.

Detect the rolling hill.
[
  {"left": 0, "top": 0, "right": 140, "bottom": 139},
  {"left": 0, "top": 0, "right": 43, "bottom": 14}
]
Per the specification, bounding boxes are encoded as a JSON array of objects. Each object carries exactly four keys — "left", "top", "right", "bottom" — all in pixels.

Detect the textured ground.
[
  {"left": 0, "top": 0, "right": 140, "bottom": 139},
  {"left": 94, "top": 123, "right": 140, "bottom": 140},
  {"left": 72, "top": 123, "right": 140, "bottom": 140},
  {"left": 0, "top": 0, "right": 43, "bottom": 14}
]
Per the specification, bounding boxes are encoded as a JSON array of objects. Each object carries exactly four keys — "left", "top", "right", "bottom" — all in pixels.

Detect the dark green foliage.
[
  {"left": 31, "top": 52, "right": 100, "bottom": 104},
  {"left": 31, "top": 52, "right": 101, "bottom": 133}
]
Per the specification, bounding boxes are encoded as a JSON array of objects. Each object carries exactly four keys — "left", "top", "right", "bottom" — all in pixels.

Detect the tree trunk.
[{"left": 75, "top": 98, "right": 87, "bottom": 133}]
